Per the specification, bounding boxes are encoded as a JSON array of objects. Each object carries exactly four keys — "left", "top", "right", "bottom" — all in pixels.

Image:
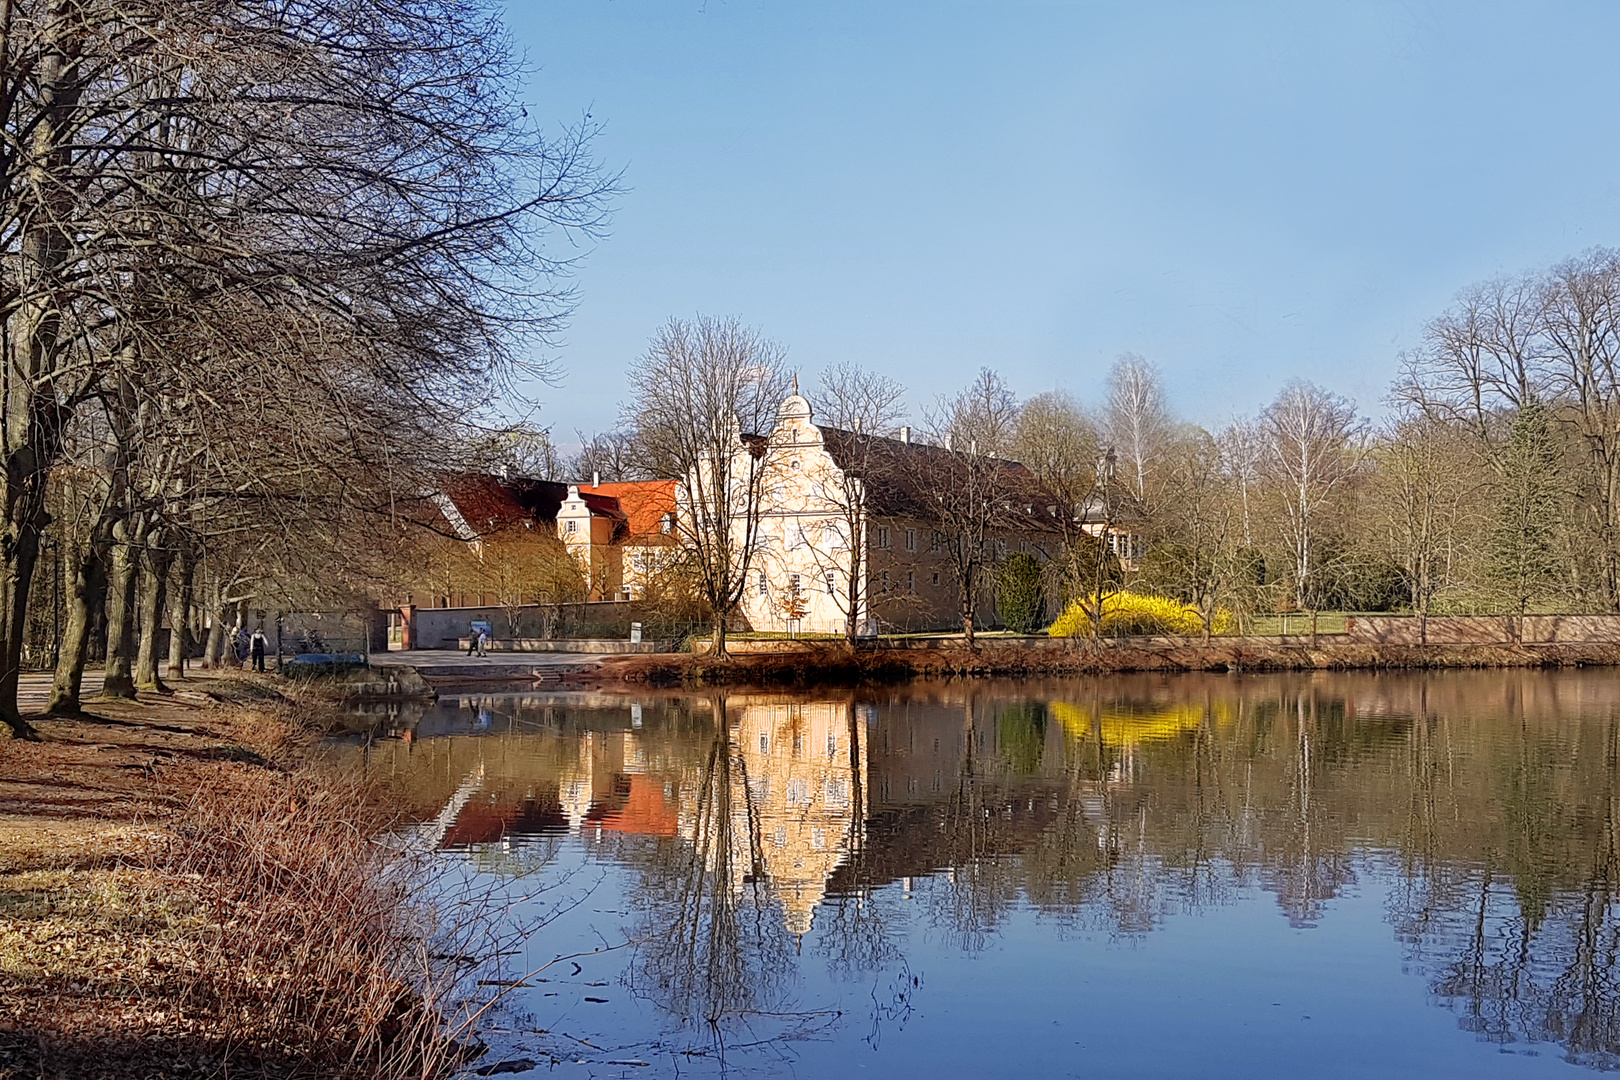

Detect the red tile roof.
[
  {"left": 579, "top": 480, "right": 677, "bottom": 540},
  {"left": 434, "top": 474, "right": 568, "bottom": 536}
]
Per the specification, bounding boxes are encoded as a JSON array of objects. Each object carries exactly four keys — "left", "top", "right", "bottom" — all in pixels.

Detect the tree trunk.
[
  {"left": 48, "top": 525, "right": 111, "bottom": 714},
  {"left": 134, "top": 540, "right": 173, "bottom": 691},
  {"left": 201, "top": 585, "right": 225, "bottom": 669},
  {"left": 101, "top": 519, "right": 141, "bottom": 699},
  {"left": 710, "top": 611, "right": 728, "bottom": 657},
  {"left": 0, "top": 15, "right": 82, "bottom": 739},
  {"left": 165, "top": 550, "right": 192, "bottom": 681}
]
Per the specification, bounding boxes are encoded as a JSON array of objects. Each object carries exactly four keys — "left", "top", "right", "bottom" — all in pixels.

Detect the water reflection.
[{"left": 337, "top": 671, "right": 1620, "bottom": 1074}]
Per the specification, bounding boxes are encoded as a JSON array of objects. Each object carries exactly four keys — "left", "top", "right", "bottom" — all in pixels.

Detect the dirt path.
[{"left": 0, "top": 676, "right": 258, "bottom": 861}]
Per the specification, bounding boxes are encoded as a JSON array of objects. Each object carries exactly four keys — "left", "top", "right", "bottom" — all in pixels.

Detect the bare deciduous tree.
[
  {"left": 1105, "top": 354, "right": 1169, "bottom": 504},
  {"left": 0, "top": 0, "right": 615, "bottom": 734},
  {"left": 1258, "top": 380, "right": 1363, "bottom": 611},
  {"left": 1366, "top": 413, "right": 1483, "bottom": 640},
  {"left": 1140, "top": 428, "right": 1236, "bottom": 639},
  {"left": 916, "top": 369, "right": 1031, "bottom": 647},
  {"left": 803, "top": 362, "right": 907, "bottom": 644},
  {"left": 626, "top": 316, "right": 791, "bottom": 655}
]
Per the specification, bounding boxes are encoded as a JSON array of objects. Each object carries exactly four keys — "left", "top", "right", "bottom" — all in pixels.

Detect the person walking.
[
  {"left": 249, "top": 628, "right": 269, "bottom": 673},
  {"left": 474, "top": 627, "right": 488, "bottom": 657}
]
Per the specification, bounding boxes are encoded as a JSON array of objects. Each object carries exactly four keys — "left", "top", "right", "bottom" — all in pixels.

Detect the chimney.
[
  {"left": 592, "top": 470, "right": 600, "bottom": 488},
  {"left": 899, "top": 425, "right": 911, "bottom": 444}
]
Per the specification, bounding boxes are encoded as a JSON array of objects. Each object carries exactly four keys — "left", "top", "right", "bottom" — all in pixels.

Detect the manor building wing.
[{"left": 719, "top": 393, "right": 1073, "bottom": 636}]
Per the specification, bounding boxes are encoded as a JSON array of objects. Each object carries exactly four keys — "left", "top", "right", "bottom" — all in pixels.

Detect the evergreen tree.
[
  {"left": 1488, "top": 398, "right": 1562, "bottom": 617},
  {"left": 996, "top": 552, "right": 1047, "bottom": 634}
]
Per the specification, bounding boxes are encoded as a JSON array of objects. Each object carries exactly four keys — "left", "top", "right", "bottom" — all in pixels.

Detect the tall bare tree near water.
[
  {"left": 1259, "top": 381, "right": 1362, "bottom": 611},
  {"left": 917, "top": 369, "right": 1026, "bottom": 648},
  {"left": 1367, "top": 413, "right": 1482, "bottom": 641},
  {"left": 805, "top": 362, "right": 907, "bottom": 644},
  {"left": 1105, "top": 354, "right": 1169, "bottom": 503},
  {"left": 1141, "top": 428, "right": 1236, "bottom": 639},
  {"left": 626, "top": 316, "right": 791, "bottom": 656}
]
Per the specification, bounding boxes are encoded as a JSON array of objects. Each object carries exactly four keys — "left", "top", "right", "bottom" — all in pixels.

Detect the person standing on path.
[{"left": 249, "top": 629, "right": 269, "bottom": 673}]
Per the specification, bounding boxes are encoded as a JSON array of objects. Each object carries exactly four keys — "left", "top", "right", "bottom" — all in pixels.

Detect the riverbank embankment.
[
  {"left": 588, "top": 637, "right": 1620, "bottom": 688},
  {"left": 0, "top": 674, "right": 458, "bottom": 1080}
]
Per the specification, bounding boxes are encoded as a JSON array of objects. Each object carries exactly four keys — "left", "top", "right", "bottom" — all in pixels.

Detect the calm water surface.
[{"left": 331, "top": 671, "right": 1620, "bottom": 1078}]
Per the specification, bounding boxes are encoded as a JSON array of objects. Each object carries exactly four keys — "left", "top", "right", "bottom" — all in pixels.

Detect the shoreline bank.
[
  {"left": 0, "top": 675, "right": 459, "bottom": 1080},
  {"left": 576, "top": 639, "right": 1620, "bottom": 689}
]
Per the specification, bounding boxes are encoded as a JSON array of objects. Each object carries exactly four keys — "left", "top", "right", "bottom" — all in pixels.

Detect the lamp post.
[{"left": 1087, "top": 448, "right": 1119, "bottom": 646}]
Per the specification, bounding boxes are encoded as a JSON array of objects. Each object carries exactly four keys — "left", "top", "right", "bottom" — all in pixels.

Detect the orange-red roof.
[
  {"left": 580, "top": 480, "right": 677, "bottom": 539},
  {"left": 593, "top": 775, "right": 679, "bottom": 837}
]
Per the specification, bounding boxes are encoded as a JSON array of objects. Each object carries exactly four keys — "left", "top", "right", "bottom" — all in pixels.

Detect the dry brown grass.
[{"left": 0, "top": 683, "right": 474, "bottom": 1080}]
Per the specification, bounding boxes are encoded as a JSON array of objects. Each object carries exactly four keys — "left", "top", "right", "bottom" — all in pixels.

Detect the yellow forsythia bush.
[{"left": 1047, "top": 591, "right": 1233, "bottom": 638}]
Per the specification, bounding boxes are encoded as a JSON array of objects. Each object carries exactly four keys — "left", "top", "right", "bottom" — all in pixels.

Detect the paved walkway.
[
  {"left": 377, "top": 649, "right": 609, "bottom": 672},
  {"left": 17, "top": 671, "right": 102, "bottom": 714}
]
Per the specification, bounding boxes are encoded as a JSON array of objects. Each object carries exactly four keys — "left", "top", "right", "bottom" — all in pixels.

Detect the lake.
[{"left": 331, "top": 670, "right": 1620, "bottom": 1078}]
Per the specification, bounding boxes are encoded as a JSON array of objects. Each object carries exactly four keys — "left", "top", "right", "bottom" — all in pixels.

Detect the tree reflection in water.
[
  {"left": 342, "top": 670, "right": 1620, "bottom": 1071},
  {"left": 621, "top": 695, "right": 801, "bottom": 1033}
]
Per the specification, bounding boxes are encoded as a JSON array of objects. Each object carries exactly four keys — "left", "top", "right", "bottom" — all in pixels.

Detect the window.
[
  {"left": 660, "top": 513, "right": 673, "bottom": 534},
  {"left": 790, "top": 459, "right": 802, "bottom": 470},
  {"left": 786, "top": 778, "right": 810, "bottom": 805},
  {"left": 996, "top": 538, "right": 1007, "bottom": 558},
  {"left": 758, "top": 572, "right": 768, "bottom": 596},
  {"left": 931, "top": 571, "right": 940, "bottom": 587},
  {"left": 827, "top": 732, "right": 838, "bottom": 757},
  {"left": 564, "top": 519, "right": 577, "bottom": 535},
  {"left": 877, "top": 526, "right": 891, "bottom": 549},
  {"left": 825, "top": 571, "right": 836, "bottom": 596},
  {"left": 907, "top": 571, "right": 915, "bottom": 594},
  {"left": 759, "top": 732, "right": 770, "bottom": 753},
  {"left": 811, "top": 827, "right": 826, "bottom": 850},
  {"left": 825, "top": 779, "right": 849, "bottom": 809},
  {"left": 882, "top": 570, "right": 890, "bottom": 590},
  {"left": 931, "top": 530, "right": 943, "bottom": 552},
  {"left": 789, "top": 573, "right": 801, "bottom": 594},
  {"left": 905, "top": 528, "right": 916, "bottom": 551}
]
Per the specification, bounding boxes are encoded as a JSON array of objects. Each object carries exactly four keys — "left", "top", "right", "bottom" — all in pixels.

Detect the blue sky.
[{"left": 503, "top": 1, "right": 1620, "bottom": 447}]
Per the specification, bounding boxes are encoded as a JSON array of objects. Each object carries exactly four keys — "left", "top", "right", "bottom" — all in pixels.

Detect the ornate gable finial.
[{"left": 792, "top": 372, "right": 799, "bottom": 395}]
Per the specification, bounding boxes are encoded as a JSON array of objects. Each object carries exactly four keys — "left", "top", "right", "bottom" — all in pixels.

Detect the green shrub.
[{"left": 996, "top": 552, "right": 1046, "bottom": 633}]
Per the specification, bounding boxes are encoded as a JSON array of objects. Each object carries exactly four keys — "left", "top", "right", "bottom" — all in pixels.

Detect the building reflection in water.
[{"left": 341, "top": 670, "right": 1620, "bottom": 1070}]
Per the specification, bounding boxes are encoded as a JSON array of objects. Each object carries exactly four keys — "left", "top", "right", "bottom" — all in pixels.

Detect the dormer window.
[{"left": 564, "top": 520, "right": 577, "bottom": 535}]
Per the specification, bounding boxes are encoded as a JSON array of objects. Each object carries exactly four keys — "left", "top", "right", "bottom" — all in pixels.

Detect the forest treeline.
[{"left": 573, "top": 251, "right": 1620, "bottom": 642}]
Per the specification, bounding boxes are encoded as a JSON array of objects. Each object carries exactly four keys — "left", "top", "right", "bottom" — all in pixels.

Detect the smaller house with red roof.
[{"left": 556, "top": 479, "right": 680, "bottom": 602}]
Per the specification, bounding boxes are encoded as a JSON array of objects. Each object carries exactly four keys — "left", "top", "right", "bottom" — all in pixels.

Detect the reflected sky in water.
[{"left": 333, "top": 671, "right": 1620, "bottom": 1077}]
